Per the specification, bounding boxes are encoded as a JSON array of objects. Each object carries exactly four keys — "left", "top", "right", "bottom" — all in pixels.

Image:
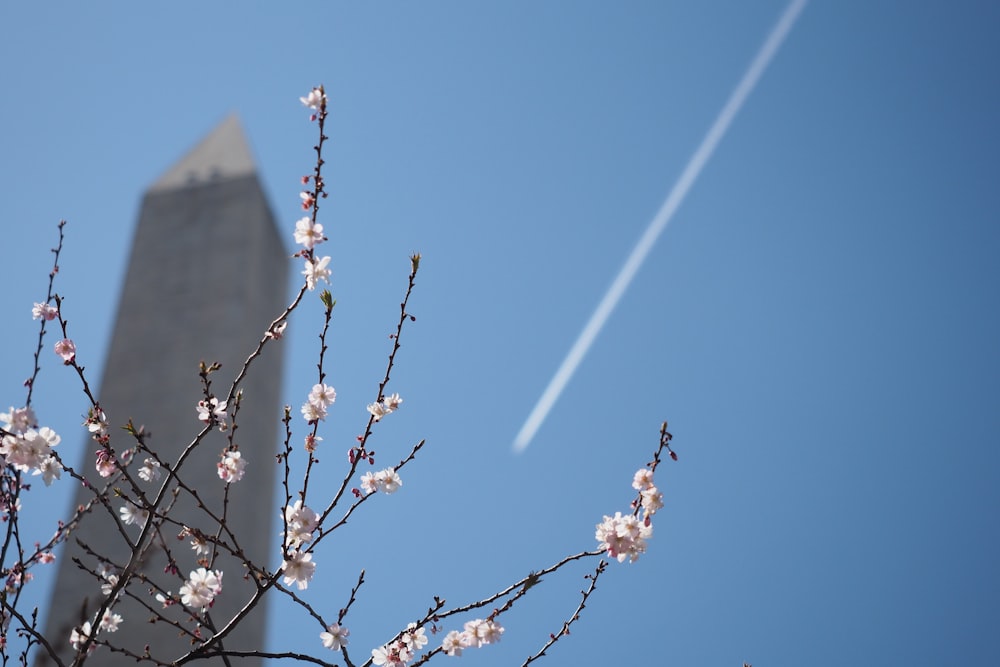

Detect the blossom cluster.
[
  {"left": 1, "top": 406, "right": 62, "bottom": 487},
  {"left": 301, "top": 383, "right": 336, "bottom": 423},
  {"left": 217, "top": 449, "right": 247, "bottom": 483},
  {"left": 69, "top": 608, "right": 123, "bottom": 653},
  {"left": 284, "top": 500, "right": 319, "bottom": 548},
  {"left": 440, "top": 618, "right": 505, "bottom": 657},
  {"left": 179, "top": 567, "right": 223, "bottom": 609},
  {"left": 371, "top": 623, "right": 428, "bottom": 666},
  {"left": 196, "top": 396, "right": 228, "bottom": 430},
  {"left": 359, "top": 468, "right": 402, "bottom": 495},
  {"left": 282, "top": 501, "right": 321, "bottom": 589},
  {"left": 594, "top": 467, "right": 664, "bottom": 563},
  {"left": 367, "top": 392, "right": 402, "bottom": 422}
]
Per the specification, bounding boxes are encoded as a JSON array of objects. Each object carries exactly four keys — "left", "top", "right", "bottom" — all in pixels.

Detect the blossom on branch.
[
  {"left": 359, "top": 468, "right": 402, "bottom": 495},
  {"left": 595, "top": 511, "right": 652, "bottom": 563},
  {"left": 54, "top": 338, "right": 76, "bottom": 363},
  {"left": 119, "top": 501, "right": 149, "bottom": 528},
  {"left": 303, "top": 256, "right": 332, "bottom": 290},
  {"left": 372, "top": 640, "right": 413, "bottom": 667},
  {"left": 300, "top": 87, "right": 326, "bottom": 110},
  {"left": 217, "top": 449, "right": 247, "bottom": 483},
  {"left": 283, "top": 500, "right": 319, "bottom": 548},
  {"left": 280, "top": 550, "right": 315, "bottom": 590},
  {"left": 1, "top": 427, "right": 60, "bottom": 475},
  {"left": 179, "top": 568, "right": 223, "bottom": 609},
  {"left": 0, "top": 406, "right": 36, "bottom": 435},
  {"left": 31, "top": 302, "right": 58, "bottom": 321},
  {"left": 196, "top": 396, "right": 228, "bottom": 429},
  {"left": 320, "top": 623, "right": 349, "bottom": 651},
  {"left": 294, "top": 217, "right": 325, "bottom": 250},
  {"left": 138, "top": 458, "right": 161, "bottom": 482}
]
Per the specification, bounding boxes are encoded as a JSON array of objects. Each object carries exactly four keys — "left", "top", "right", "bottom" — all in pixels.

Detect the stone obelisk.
[{"left": 39, "top": 115, "right": 287, "bottom": 666}]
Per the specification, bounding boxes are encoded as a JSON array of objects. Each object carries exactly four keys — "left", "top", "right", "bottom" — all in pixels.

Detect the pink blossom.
[
  {"left": 31, "top": 302, "right": 58, "bottom": 321},
  {"left": 94, "top": 449, "right": 116, "bottom": 477},
  {"left": 196, "top": 397, "right": 228, "bottom": 428},
  {"left": 0, "top": 406, "right": 36, "bottom": 435},
  {"left": 640, "top": 486, "right": 664, "bottom": 515},
  {"left": 595, "top": 511, "right": 652, "bottom": 563},
  {"left": 372, "top": 640, "right": 412, "bottom": 667},
  {"left": 217, "top": 449, "right": 247, "bottom": 483},
  {"left": 54, "top": 338, "right": 76, "bottom": 362}
]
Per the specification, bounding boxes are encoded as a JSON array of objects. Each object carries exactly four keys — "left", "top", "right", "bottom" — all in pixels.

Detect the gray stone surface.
[{"left": 39, "top": 117, "right": 287, "bottom": 666}]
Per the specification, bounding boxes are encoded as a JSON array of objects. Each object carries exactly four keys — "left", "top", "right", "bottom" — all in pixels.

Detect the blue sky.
[{"left": 2, "top": 2, "right": 999, "bottom": 665}]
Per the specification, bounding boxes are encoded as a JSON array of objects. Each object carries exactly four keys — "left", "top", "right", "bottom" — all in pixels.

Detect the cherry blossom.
[
  {"left": 372, "top": 640, "right": 413, "bottom": 667},
  {"left": 283, "top": 500, "right": 319, "bottom": 548},
  {"left": 366, "top": 401, "right": 388, "bottom": 422},
  {"left": 1, "top": 427, "right": 60, "bottom": 474},
  {"left": 33, "top": 455, "right": 62, "bottom": 486},
  {"left": 359, "top": 468, "right": 402, "bottom": 495},
  {"left": 196, "top": 396, "right": 228, "bottom": 428},
  {"left": 38, "top": 552, "right": 55, "bottom": 564},
  {"left": 0, "top": 406, "right": 36, "bottom": 435},
  {"left": 300, "top": 400, "right": 327, "bottom": 423},
  {"left": 320, "top": 623, "right": 349, "bottom": 651},
  {"left": 632, "top": 468, "right": 654, "bottom": 491},
  {"left": 383, "top": 393, "right": 403, "bottom": 411},
  {"left": 401, "top": 623, "right": 428, "bottom": 651},
  {"left": 54, "top": 338, "right": 76, "bottom": 362},
  {"left": 367, "top": 393, "right": 402, "bottom": 422},
  {"left": 69, "top": 621, "right": 94, "bottom": 652},
  {"left": 304, "top": 433, "right": 322, "bottom": 452},
  {"left": 119, "top": 501, "right": 149, "bottom": 528},
  {"left": 461, "top": 618, "right": 504, "bottom": 648},
  {"left": 300, "top": 87, "right": 326, "bottom": 110},
  {"left": 441, "top": 630, "right": 466, "bottom": 656},
  {"left": 280, "top": 550, "right": 315, "bottom": 590},
  {"left": 138, "top": 458, "right": 161, "bottom": 482},
  {"left": 300, "top": 191, "right": 315, "bottom": 210},
  {"left": 294, "top": 217, "right": 325, "bottom": 250},
  {"left": 94, "top": 449, "right": 116, "bottom": 477},
  {"left": 31, "top": 302, "right": 58, "bottom": 321},
  {"left": 83, "top": 407, "right": 108, "bottom": 440},
  {"left": 640, "top": 486, "right": 664, "bottom": 515},
  {"left": 595, "top": 511, "right": 652, "bottom": 563},
  {"left": 99, "top": 610, "right": 122, "bottom": 633},
  {"left": 217, "top": 449, "right": 247, "bottom": 483},
  {"left": 303, "top": 256, "right": 332, "bottom": 290},
  {"left": 179, "top": 568, "right": 223, "bottom": 609},
  {"left": 308, "top": 383, "right": 337, "bottom": 408}
]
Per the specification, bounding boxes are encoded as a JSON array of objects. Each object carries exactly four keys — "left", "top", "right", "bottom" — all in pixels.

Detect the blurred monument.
[{"left": 39, "top": 115, "right": 287, "bottom": 666}]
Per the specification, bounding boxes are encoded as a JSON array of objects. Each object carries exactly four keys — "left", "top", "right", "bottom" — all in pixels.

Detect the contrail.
[{"left": 513, "top": 0, "right": 807, "bottom": 453}]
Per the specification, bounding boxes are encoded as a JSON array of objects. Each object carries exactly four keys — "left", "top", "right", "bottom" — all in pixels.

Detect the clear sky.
[{"left": 2, "top": 2, "right": 999, "bottom": 666}]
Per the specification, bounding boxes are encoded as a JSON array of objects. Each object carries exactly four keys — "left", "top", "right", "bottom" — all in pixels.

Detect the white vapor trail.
[{"left": 513, "top": 0, "right": 807, "bottom": 453}]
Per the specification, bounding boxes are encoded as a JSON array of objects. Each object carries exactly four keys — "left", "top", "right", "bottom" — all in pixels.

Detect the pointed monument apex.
[{"left": 150, "top": 113, "right": 256, "bottom": 192}]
